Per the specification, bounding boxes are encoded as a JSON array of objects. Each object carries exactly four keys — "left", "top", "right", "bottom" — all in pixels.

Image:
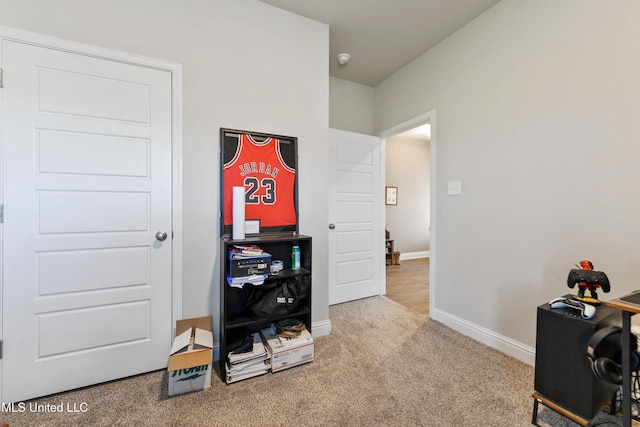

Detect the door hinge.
[
  {"left": 0, "top": 204, "right": 4, "bottom": 223},
  {"left": 0, "top": 68, "right": 3, "bottom": 88},
  {"left": 0, "top": 341, "right": 3, "bottom": 360}
]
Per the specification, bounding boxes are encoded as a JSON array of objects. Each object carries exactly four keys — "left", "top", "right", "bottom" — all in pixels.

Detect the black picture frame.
[{"left": 220, "top": 128, "right": 299, "bottom": 237}]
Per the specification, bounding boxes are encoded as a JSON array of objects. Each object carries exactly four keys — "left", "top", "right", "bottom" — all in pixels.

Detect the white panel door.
[
  {"left": 1, "top": 40, "right": 173, "bottom": 402},
  {"left": 328, "top": 129, "right": 382, "bottom": 305}
]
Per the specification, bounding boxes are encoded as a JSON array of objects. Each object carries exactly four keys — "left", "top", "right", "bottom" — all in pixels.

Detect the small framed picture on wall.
[{"left": 386, "top": 186, "right": 398, "bottom": 205}]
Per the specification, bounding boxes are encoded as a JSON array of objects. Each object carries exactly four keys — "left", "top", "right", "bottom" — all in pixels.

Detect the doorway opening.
[{"left": 379, "top": 111, "right": 435, "bottom": 317}]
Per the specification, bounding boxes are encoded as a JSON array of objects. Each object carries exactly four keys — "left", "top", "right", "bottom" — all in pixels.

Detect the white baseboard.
[
  {"left": 430, "top": 308, "right": 535, "bottom": 366},
  {"left": 311, "top": 319, "right": 332, "bottom": 338},
  {"left": 399, "top": 251, "right": 430, "bottom": 260}
]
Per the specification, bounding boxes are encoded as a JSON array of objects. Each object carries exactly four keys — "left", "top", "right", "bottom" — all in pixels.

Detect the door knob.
[
  {"left": 155, "top": 231, "right": 168, "bottom": 241},
  {"left": 329, "top": 223, "right": 335, "bottom": 230}
]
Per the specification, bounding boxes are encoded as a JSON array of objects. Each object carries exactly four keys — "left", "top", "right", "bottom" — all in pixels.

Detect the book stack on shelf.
[
  {"left": 225, "top": 332, "right": 270, "bottom": 384},
  {"left": 227, "top": 245, "right": 272, "bottom": 288}
]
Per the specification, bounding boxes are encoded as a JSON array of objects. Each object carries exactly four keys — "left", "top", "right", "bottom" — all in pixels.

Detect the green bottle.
[{"left": 291, "top": 244, "right": 301, "bottom": 270}]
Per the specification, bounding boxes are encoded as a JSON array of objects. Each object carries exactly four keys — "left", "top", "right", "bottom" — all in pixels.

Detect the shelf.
[
  {"left": 223, "top": 234, "right": 309, "bottom": 244},
  {"left": 224, "top": 268, "right": 309, "bottom": 288},
  {"left": 267, "top": 267, "right": 309, "bottom": 279},
  {"left": 220, "top": 234, "right": 312, "bottom": 383},
  {"left": 225, "top": 307, "right": 311, "bottom": 330}
]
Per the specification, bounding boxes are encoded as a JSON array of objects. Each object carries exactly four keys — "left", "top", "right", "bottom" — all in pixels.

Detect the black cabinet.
[
  {"left": 219, "top": 234, "right": 312, "bottom": 382},
  {"left": 534, "top": 299, "right": 621, "bottom": 420}
]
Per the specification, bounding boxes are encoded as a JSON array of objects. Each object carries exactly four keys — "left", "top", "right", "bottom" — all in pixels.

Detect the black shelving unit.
[{"left": 219, "top": 234, "right": 312, "bottom": 382}]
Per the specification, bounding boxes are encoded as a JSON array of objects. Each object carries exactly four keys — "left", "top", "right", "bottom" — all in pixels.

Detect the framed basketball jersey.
[{"left": 220, "top": 128, "right": 299, "bottom": 236}]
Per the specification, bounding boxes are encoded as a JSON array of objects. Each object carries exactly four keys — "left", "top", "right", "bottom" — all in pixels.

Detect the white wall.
[
  {"left": 385, "top": 136, "right": 430, "bottom": 255},
  {"left": 329, "top": 76, "right": 375, "bottom": 135},
  {"left": 375, "top": 0, "right": 640, "bottom": 359},
  {"left": 0, "top": 0, "right": 330, "bottom": 338}
]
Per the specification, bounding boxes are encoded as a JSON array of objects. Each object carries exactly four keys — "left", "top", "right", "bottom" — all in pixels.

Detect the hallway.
[{"left": 385, "top": 258, "right": 429, "bottom": 316}]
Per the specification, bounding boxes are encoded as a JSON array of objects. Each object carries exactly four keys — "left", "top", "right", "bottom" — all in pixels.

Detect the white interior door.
[
  {"left": 328, "top": 128, "right": 383, "bottom": 305},
  {"left": 1, "top": 40, "right": 173, "bottom": 402}
]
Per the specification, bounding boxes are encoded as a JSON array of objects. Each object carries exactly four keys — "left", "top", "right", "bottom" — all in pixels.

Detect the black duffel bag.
[{"left": 246, "top": 278, "right": 307, "bottom": 318}]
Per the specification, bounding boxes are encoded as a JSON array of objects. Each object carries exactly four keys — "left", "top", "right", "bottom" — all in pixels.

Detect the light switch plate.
[{"left": 447, "top": 180, "right": 462, "bottom": 195}]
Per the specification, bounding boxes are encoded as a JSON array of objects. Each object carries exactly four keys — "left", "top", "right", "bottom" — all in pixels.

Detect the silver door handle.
[
  {"left": 329, "top": 223, "right": 335, "bottom": 230},
  {"left": 155, "top": 231, "right": 168, "bottom": 241}
]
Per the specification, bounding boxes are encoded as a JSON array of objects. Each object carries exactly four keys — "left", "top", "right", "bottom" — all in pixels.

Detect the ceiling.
[{"left": 258, "top": 0, "right": 501, "bottom": 87}]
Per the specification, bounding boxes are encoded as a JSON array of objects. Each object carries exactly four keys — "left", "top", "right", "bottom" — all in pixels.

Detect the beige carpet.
[{"left": 2, "top": 296, "right": 570, "bottom": 426}]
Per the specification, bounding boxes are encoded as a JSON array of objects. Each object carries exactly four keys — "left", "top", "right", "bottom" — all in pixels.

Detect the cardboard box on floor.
[
  {"left": 261, "top": 325, "right": 314, "bottom": 373},
  {"left": 167, "top": 316, "right": 213, "bottom": 396}
]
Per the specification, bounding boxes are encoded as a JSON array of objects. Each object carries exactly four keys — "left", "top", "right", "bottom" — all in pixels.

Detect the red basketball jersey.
[{"left": 223, "top": 134, "right": 296, "bottom": 227}]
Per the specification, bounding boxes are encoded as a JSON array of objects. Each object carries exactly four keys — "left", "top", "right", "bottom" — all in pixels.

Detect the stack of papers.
[
  {"left": 226, "top": 274, "right": 268, "bottom": 288},
  {"left": 232, "top": 245, "right": 264, "bottom": 255},
  {"left": 229, "top": 249, "right": 270, "bottom": 259},
  {"left": 226, "top": 333, "right": 270, "bottom": 384}
]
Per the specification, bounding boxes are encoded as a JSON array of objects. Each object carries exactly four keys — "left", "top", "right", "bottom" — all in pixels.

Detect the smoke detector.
[{"left": 337, "top": 53, "right": 350, "bottom": 65}]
